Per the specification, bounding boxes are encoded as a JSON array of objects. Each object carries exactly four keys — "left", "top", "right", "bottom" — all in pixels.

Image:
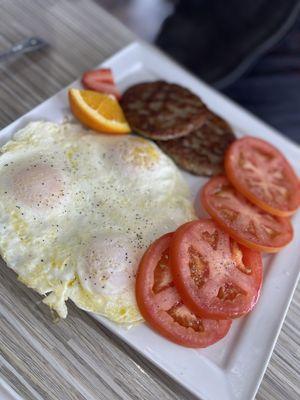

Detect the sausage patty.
[
  {"left": 121, "top": 81, "right": 209, "bottom": 140},
  {"left": 156, "top": 112, "right": 236, "bottom": 176}
]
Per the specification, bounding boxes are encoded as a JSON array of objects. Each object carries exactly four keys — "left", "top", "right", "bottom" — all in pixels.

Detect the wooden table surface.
[{"left": 0, "top": 1, "right": 300, "bottom": 399}]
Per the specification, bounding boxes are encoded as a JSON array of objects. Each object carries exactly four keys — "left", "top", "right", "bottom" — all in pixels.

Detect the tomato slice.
[
  {"left": 170, "top": 220, "right": 263, "bottom": 319},
  {"left": 83, "top": 68, "right": 114, "bottom": 84},
  {"left": 82, "top": 68, "right": 121, "bottom": 99},
  {"left": 201, "top": 175, "right": 293, "bottom": 253},
  {"left": 225, "top": 136, "right": 300, "bottom": 217},
  {"left": 135, "top": 233, "right": 232, "bottom": 348}
]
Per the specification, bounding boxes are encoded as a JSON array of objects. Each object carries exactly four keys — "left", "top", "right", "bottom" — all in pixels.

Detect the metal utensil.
[{"left": 0, "top": 37, "right": 48, "bottom": 63}]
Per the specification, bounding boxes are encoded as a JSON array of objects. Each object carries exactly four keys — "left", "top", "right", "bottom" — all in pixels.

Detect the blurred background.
[{"left": 100, "top": 0, "right": 300, "bottom": 144}]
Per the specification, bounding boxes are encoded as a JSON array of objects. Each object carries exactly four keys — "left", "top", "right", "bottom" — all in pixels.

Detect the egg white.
[{"left": 0, "top": 121, "right": 195, "bottom": 323}]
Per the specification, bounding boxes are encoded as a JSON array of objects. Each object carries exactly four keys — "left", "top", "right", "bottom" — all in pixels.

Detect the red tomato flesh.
[
  {"left": 201, "top": 175, "right": 293, "bottom": 253},
  {"left": 225, "top": 136, "right": 300, "bottom": 217},
  {"left": 135, "top": 233, "right": 232, "bottom": 348},
  {"left": 82, "top": 68, "right": 121, "bottom": 99},
  {"left": 83, "top": 68, "right": 114, "bottom": 83},
  {"left": 170, "top": 220, "right": 263, "bottom": 319}
]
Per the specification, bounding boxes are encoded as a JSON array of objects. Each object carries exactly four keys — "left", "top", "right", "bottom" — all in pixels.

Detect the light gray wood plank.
[{"left": 0, "top": 1, "right": 299, "bottom": 399}]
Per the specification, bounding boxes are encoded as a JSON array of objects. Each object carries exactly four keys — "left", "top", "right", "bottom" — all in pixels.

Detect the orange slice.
[{"left": 68, "top": 89, "right": 130, "bottom": 134}]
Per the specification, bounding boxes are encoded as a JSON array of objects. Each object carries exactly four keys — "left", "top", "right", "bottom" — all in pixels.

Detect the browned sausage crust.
[
  {"left": 156, "top": 112, "right": 235, "bottom": 176},
  {"left": 121, "top": 81, "right": 209, "bottom": 140}
]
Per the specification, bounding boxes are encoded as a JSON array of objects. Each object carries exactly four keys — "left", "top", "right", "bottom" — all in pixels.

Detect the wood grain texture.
[{"left": 0, "top": 1, "right": 299, "bottom": 399}]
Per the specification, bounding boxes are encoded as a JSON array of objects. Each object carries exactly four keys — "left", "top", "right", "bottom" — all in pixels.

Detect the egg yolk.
[
  {"left": 12, "top": 164, "right": 65, "bottom": 209},
  {"left": 78, "top": 236, "right": 135, "bottom": 296},
  {"left": 125, "top": 142, "right": 160, "bottom": 168}
]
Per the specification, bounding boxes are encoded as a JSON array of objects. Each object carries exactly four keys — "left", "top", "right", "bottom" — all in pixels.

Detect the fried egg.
[{"left": 0, "top": 121, "right": 195, "bottom": 324}]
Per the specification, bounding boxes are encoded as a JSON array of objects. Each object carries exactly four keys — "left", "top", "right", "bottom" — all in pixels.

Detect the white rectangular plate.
[{"left": 1, "top": 42, "right": 300, "bottom": 400}]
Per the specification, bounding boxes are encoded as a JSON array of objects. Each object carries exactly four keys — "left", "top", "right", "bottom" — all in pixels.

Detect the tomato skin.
[
  {"left": 225, "top": 136, "right": 300, "bottom": 217},
  {"left": 82, "top": 68, "right": 121, "bottom": 99},
  {"left": 201, "top": 175, "right": 293, "bottom": 253},
  {"left": 83, "top": 68, "right": 114, "bottom": 84},
  {"left": 170, "top": 220, "right": 263, "bottom": 320},
  {"left": 136, "top": 233, "right": 232, "bottom": 348}
]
